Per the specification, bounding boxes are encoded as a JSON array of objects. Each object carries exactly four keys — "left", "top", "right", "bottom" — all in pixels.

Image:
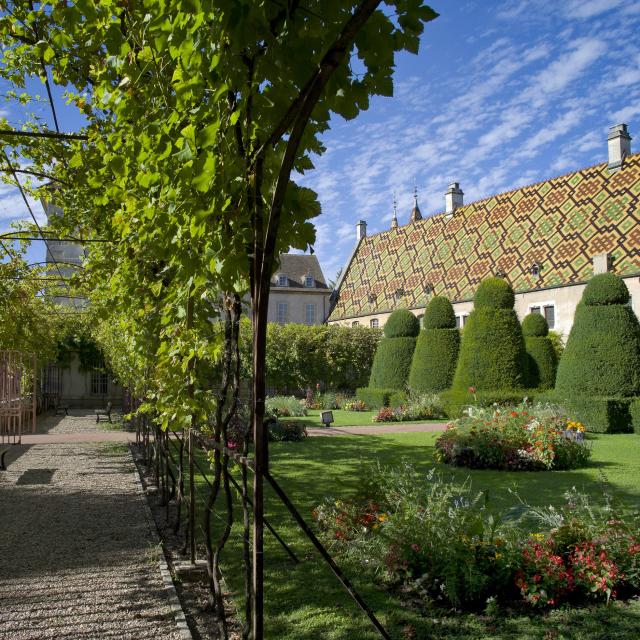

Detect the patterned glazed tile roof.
[{"left": 329, "top": 154, "right": 640, "bottom": 321}]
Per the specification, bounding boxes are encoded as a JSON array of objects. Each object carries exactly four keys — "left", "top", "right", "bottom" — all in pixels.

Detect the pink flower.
[
  {"left": 411, "top": 543, "right": 421, "bottom": 552},
  {"left": 468, "top": 386, "right": 477, "bottom": 394}
]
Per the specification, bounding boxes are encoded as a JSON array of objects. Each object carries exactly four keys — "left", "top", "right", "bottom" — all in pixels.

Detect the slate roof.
[
  {"left": 274, "top": 253, "right": 330, "bottom": 289},
  {"left": 329, "top": 153, "right": 640, "bottom": 321}
]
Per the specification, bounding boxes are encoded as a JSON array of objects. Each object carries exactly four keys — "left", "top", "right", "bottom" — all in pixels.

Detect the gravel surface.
[
  {"left": 0, "top": 440, "right": 182, "bottom": 639},
  {"left": 36, "top": 410, "right": 118, "bottom": 435}
]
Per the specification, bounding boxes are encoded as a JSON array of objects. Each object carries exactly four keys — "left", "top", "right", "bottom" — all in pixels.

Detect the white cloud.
[
  {"left": 565, "top": 0, "right": 625, "bottom": 19},
  {"left": 609, "top": 100, "right": 640, "bottom": 122}
]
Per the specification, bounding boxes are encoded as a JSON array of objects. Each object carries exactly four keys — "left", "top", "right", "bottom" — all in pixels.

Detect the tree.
[
  {"left": 368, "top": 308, "right": 419, "bottom": 389},
  {"left": 452, "top": 277, "right": 528, "bottom": 391},
  {"left": 409, "top": 296, "right": 460, "bottom": 392},
  {"left": 521, "top": 312, "right": 557, "bottom": 390},
  {"left": 556, "top": 273, "right": 640, "bottom": 397}
]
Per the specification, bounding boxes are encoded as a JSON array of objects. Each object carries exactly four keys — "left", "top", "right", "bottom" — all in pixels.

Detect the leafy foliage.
[
  {"left": 383, "top": 308, "right": 421, "bottom": 338},
  {"left": 355, "top": 387, "right": 407, "bottom": 409},
  {"left": 474, "top": 277, "right": 515, "bottom": 309},
  {"left": 556, "top": 275, "right": 640, "bottom": 398},
  {"left": 522, "top": 313, "right": 549, "bottom": 337},
  {"left": 409, "top": 297, "right": 459, "bottom": 392},
  {"left": 452, "top": 278, "right": 528, "bottom": 391},
  {"left": 368, "top": 336, "right": 416, "bottom": 389},
  {"left": 423, "top": 295, "right": 456, "bottom": 329}
]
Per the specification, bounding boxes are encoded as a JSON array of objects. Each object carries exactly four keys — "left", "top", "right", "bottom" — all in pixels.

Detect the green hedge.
[
  {"left": 452, "top": 278, "right": 528, "bottom": 391},
  {"left": 441, "top": 388, "right": 536, "bottom": 419},
  {"left": 556, "top": 275, "right": 640, "bottom": 398},
  {"left": 239, "top": 320, "right": 382, "bottom": 392},
  {"left": 356, "top": 387, "right": 408, "bottom": 409},
  {"left": 562, "top": 396, "right": 634, "bottom": 434},
  {"left": 525, "top": 337, "right": 557, "bottom": 389},
  {"left": 409, "top": 329, "right": 460, "bottom": 393},
  {"left": 630, "top": 399, "right": 640, "bottom": 434},
  {"left": 422, "top": 295, "right": 456, "bottom": 329},
  {"left": 368, "top": 337, "right": 417, "bottom": 389},
  {"left": 383, "top": 308, "right": 420, "bottom": 338}
]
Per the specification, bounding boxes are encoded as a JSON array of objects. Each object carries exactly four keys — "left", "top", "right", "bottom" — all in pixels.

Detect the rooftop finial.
[
  {"left": 410, "top": 181, "right": 422, "bottom": 222},
  {"left": 391, "top": 192, "right": 398, "bottom": 229}
]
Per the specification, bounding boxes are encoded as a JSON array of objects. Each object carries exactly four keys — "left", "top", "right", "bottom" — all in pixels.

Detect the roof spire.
[
  {"left": 410, "top": 180, "right": 422, "bottom": 222},
  {"left": 391, "top": 192, "right": 398, "bottom": 229}
]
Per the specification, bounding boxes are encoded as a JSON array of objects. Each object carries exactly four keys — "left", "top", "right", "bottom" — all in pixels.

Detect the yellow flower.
[
  {"left": 494, "top": 553, "right": 503, "bottom": 559},
  {"left": 531, "top": 532, "right": 545, "bottom": 541},
  {"left": 377, "top": 514, "right": 387, "bottom": 522}
]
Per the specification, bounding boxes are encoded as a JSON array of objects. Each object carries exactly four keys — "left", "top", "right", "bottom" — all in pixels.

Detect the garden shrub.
[
  {"left": 314, "top": 469, "right": 640, "bottom": 611},
  {"left": 409, "top": 296, "right": 460, "bottom": 393},
  {"left": 267, "top": 419, "right": 307, "bottom": 442},
  {"left": 435, "top": 406, "right": 591, "bottom": 470},
  {"left": 452, "top": 278, "right": 528, "bottom": 391},
  {"left": 562, "top": 396, "right": 633, "bottom": 433},
  {"left": 372, "top": 393, "right": 445, "bottom": 422},
  {"left": 367, "top": 309, "right": 418, "bottom": 390},
  {"left": 265, "top": 395, "right": 306, "bottom": 417},
  {"left": 356, "top": 387, "right": 407, "bottom": 409},
  {"left": 556, "top": 274, "right": 640, "bottom": 398},
  {"left": 522, "top": 313, "right": 557, "bottom": 389},
  {"left": 382, "top": 308, "right": 420, "bottom": 338},
  {"left": 441, "top": 388, "right": 535, "bottom": 418},
  {"left": 631, "top": 398, "right": 640, "bottom": 434}
]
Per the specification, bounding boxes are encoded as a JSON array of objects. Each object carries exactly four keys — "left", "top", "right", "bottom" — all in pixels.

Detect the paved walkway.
[{"left": 0, "top": 413, "right": 180, "bottom": 640}]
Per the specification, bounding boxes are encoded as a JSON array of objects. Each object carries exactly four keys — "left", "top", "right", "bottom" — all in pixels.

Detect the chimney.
[
  {"left": 607, "top": 123, "right": 631, "bottom": 172},
  {"left": 445, "top": 182, "right": 464, "bottom": 216},
  {"left": 356, "top": 219, "right": 367, "bottom": 241},
  {"left": 593, "top": 252, "right": 612, "bottom": 275}
]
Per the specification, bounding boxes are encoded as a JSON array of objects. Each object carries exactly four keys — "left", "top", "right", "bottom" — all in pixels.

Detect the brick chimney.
[
  {"left": 607, "top": 123, "right": 631, "bottom": 172},
  {"left": 445, "top": 182, "right": 464, "bottom": 216}
]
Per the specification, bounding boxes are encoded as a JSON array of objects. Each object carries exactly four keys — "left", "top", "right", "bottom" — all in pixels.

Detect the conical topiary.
[
  {"left": 409, "top": 296, "right": 460, "bottom": 392},
  {"left": 522, "top": 313, "right": 557, "bottom": 389},
  {"left": 452, "top": 277, "right": 528, "bottom": 391},
  {"left": 368, "top": 309, "right": 419, "bottom": 390},
  {"left": 556, "top": 273, "right": 640, "bottom": 397}
]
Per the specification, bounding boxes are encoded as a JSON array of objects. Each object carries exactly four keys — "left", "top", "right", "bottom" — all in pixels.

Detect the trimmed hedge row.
[
  {"left": 562, "top": 396, "right": 634, "bottom": 434},
  {"left": 356, "top": 387, "right": 408, "bottom": 409}
]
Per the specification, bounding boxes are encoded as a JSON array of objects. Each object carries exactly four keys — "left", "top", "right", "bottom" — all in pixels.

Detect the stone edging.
[{"left": 127, "top": 446, "right": 193, "bottom": 640}]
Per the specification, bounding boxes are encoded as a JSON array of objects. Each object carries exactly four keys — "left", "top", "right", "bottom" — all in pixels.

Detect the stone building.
[
  {"left": 268, "top": 253, "right": 332, "bottom": 324},
  {"left": 40, "top": 200, "right": 122, "bottom": 409},
  {"left": 328, "top": 123, "right": 639, "bottom": 339}
]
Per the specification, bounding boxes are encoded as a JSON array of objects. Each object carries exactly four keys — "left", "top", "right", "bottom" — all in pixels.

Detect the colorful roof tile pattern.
[{"left": 329, "top": 154, "right": 640, "bottom": 321}]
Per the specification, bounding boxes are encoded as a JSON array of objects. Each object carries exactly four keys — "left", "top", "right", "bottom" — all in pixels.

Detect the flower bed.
[
  {"left": 313, "top": 464, "right": 640, "bottom": 612},
  {"left": 372, "top": 393, "right": 445, "bottom": 422},
  {"left": 434, "top": 406, "right": 590, "bottom": 470}
]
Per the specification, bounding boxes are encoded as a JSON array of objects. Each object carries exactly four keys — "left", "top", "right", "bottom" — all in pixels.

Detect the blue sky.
[{"left": 2, "top": 0, "right": 640, "bottom": 280}]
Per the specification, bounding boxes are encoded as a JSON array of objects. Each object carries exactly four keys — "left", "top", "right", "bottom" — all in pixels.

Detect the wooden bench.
[
  {"left": 95, "top": 401, "right": 113, "bottom": 423},
  {"left": 54, "top": 403, "right": 69, "bottom": 416}
]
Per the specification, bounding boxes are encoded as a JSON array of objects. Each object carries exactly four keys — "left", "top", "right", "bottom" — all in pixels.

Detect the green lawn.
[
  {"left": 286, "top": 408, "right": 445, "bottom": 428},
  {"left": 185, "top": 432, "right": 640, "bottom": 639}
]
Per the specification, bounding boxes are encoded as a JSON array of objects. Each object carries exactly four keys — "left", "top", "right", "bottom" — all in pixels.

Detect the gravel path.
[
  {"left": 0, "top": 441, "right": 182, "bottom": 639},
  {"left": 36, "top": 410, "right": 118, "bottom": 435}
]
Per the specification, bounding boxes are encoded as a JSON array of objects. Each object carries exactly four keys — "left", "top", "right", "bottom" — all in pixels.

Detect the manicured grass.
[
  {"left": 286, "top": 408, "right": 445, "bottom": 428},
  {"left": 187, "top": 432, "right": 640, "bottom": 639}
]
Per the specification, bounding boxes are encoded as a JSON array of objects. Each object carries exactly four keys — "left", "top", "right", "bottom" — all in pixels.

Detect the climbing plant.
[{"left": 0, "top": 2, "right": 437, "bottom": 637}]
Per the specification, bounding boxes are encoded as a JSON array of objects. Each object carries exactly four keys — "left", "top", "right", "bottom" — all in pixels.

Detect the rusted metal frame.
[
  {"left": 0, "top": 351, "right": 35, "bottom": 446},
  {"left": 0, "top": 128, "right": 88, "bottom": 140},
  {"left": 265, "top": 471, "right": 391, "bottom": 640}
]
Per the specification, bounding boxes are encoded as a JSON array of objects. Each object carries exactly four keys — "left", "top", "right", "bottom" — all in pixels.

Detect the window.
[
  {"left": 277, "top": 302, "right": 288, "bottom": 324},
  {"left": 543, "top": 305, "right": 555, "bottom": 329},
  {"left": 305, "top": 304, "right": 316, "bottom": 325},
  {"left": 370, "top": 318, "right": 379, "bottom": 328},
  {"left": 351, "top": 321, "right": 360, "bottom": 327},
  {"left": 277, "top": 274, "right": 287, "bottom": 287},
  {"left": 455, "top": 314, "right": 469, "bottom": 328},
  {"left": 90, "top": 369, "right": 108, "bottom": 395},
  {"left": 529, "top": 302, "right": 555, "bottom": 329},
  {"left": 305, "top": 275, "right": 314, "bottom": 288}
]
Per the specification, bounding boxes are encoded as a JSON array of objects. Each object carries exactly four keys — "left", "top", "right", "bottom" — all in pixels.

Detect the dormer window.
[
  {"left": 305, "top": 275, "right": 314, "bottom": 288},
  {"left": 531, "top": 263, "right": 541, "bottom": 277},
  {"left": 277, "top": 274, "right": 287, "bottom": 287}
]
